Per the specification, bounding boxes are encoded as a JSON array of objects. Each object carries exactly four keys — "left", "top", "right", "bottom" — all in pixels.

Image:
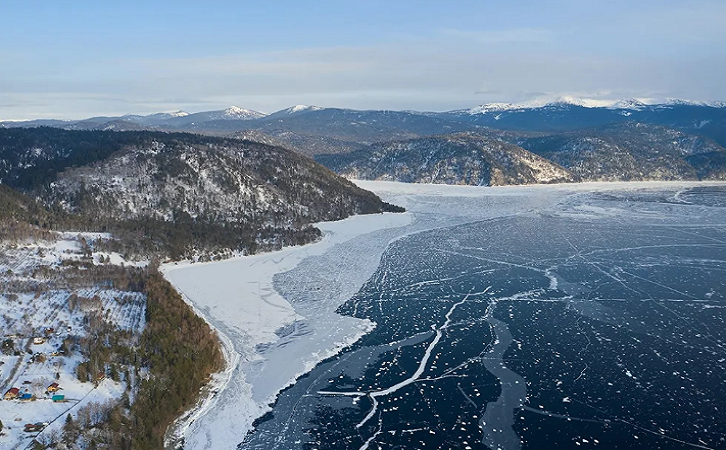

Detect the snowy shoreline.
[
  {"left": 160, "top": 288, "right": 240, "bottom": 450},
  {"left": 160, "top": 179, "right": 726, "bottom": 450},
  {"left": 161, "top": 210, "right": 412, "bottom": 450}
]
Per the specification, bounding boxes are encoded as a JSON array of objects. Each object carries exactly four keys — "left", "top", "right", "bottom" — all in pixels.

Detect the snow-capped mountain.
[
  {"left": 465, "top": 103, "right": 522, "bottom": 115},
  {"left": 168, "top": 106, "right": 267, "bottom": 125},
  {"left": 456, "top": 97, "right": 620, "bottom": 116},
  {"left": 136, "top": 110, "right": 192, "bottom": 121},
  {"left": 660, "top": 99, "right": 722, "bottom": 107},
  {"left": 452, "top": 97, "right": 726, "bottom": 116},
  {"left": 3, "top": 99, "right": 726, "bottom": 159},
  {"left": 608, "top": 98, "right": 648, "bottom": 110},
  {"left": 220, "top": 106, "right": 266, "bottom": 119},
  {"left": 165, "top": 110, "right": 190, "bottom": 118},
  {"left": 16, "top": 107, "right": 265, "bottom": 130},
  {"left": 433, "top": 98, "right": 726, "bottom": 148},
  {"left": 266, "top": 105, "right": 325, "bottom": 118},
  {"left": 141, "top": 110, "right": 190, "bottom": 120}
]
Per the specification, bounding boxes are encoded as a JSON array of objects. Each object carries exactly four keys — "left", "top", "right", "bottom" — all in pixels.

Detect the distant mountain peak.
[
  {"left": 166, "top": 110, "right": 190, "bottom": 117},
  {"left": 465, "top": 97, "right": 616, "bottom": 115},
  {"left": 462, "top": 96, "right": 726, "bottom": 115},
  {"left": 609, "top": 98, "right": 648, "bottom": 110},
  {"left": 467, "top": 103, "right": 518, "bottom": 114},
  {"left": 276, "top": 105, "right": 324, "bottom": 115},
  {"left": 265, "top": 105, "right": 325, "bottom": 120},
  {"left": 289, "top": 105, "right": 322, "bottom": 113},
  {"left": 145, "top": 110, "right": 190, "bottom": 119},
  {"left": 222, "top": 106, "right": 265, "bottom": 118},
  {"left": 547, "top": 96, "right": 615, "bottom": 108},
  {"left": 659, "top": 98, "right": 726, "bottom": 108}
]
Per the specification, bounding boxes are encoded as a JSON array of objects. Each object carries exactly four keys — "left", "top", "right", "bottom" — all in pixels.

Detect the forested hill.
[
  {"left": 316, "top": 124, "right": 726, "bottom": 185},
  {"left": 0, "top": 127, "right": 402, "bottom": 259},
  {"left": 316, "top": 133, "right": 576, "bottom": 186},
  {"left": 514, "top": 123, "right": 726, "bottom": 181}
]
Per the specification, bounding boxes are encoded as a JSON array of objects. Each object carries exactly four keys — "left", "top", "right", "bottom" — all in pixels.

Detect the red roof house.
[{"left": 4, "top": 387, "right": 20, "bottom": 400}]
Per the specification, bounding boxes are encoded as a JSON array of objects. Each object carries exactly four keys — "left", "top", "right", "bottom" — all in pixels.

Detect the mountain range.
[
  {"left": 2, "top": 98, "right": 726, "bottom": 229},
  {"left": 437, "top": 98, "right": 726, "bottom": 148},
  {"left": 4, "top": 98, "right": 725, "bottom": 152}
]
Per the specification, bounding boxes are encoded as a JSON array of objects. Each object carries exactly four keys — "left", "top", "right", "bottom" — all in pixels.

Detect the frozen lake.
[{"left": 167, "top": 181, "right": 726, "bottom": 450}]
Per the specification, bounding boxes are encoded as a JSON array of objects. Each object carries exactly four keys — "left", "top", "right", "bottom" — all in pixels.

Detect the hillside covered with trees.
[{"left": 0, "top": 127, "right": 403, "bottom": 259}]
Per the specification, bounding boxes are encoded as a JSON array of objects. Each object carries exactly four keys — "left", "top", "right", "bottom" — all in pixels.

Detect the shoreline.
[
  {"left": 160, "top": 210, "right": 413, "bottom": 450},
  {"left": 161, "top": 288, "right": 240, "bottom": 450},
  {"left": 355, "top": 178, "right": 726, "bottom": 197}
]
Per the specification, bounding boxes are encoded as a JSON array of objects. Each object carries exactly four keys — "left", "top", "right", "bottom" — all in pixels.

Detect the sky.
[{"left": 2, "top": 0, "right": 725, "bottom": 120}]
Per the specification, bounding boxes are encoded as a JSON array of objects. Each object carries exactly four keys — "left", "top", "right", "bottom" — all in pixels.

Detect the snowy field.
[
  {"left": 0, "top": 234, "right": 145, "bottom": 449},
  {"left": 162, "top": 180, "right": 726, "bottom": 450}
]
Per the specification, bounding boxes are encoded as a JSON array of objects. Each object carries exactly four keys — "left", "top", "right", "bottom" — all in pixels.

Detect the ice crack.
[{"left": 321, "top": 288, "right": 490, "bottom": 450}]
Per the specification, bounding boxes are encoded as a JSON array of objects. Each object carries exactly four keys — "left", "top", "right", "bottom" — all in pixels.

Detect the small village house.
[
  {"left": 24, "top": 423, "right": 42, "bottom": 432},
  {"left": 4, "top": 387, "right": 20, "bottom": 400},
  {"left": 46, "top": 382, "right": 60, "bottom": 393}
]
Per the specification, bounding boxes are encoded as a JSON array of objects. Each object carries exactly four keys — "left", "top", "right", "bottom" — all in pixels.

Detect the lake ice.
[{"left": 166, "top": 181, "right": 726, "bottom": 450}]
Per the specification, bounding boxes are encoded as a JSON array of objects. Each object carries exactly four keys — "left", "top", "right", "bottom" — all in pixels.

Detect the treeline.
[
  {"left": 40, "top": 270, "right": 223, "bottom": 450},
  {"left": 130, "top": 272, "right": 224, "bottom": 449},
  {"left": 97, "top": 216, "right": 323, "bottom": 261}
]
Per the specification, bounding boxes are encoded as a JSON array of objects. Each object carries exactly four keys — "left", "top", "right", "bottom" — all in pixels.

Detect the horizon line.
[{"left": 2, "top": 96, "right": 726, "bottom": 123}]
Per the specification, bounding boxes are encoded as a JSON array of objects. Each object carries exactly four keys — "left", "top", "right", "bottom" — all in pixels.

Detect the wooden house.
[
  {"left": 4, "top": 387, "right": 20, "bottom": 400},
  {"left": 24, "top": 423, "right": 44, "bottom": 432},
  {"left": 47, "top": 382, "right": 60, "bottom": 393}
]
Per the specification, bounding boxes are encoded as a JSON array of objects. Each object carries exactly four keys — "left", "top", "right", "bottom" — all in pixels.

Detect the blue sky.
[{"left": 2, "top": 0, "right": 725, "bottom": 119}]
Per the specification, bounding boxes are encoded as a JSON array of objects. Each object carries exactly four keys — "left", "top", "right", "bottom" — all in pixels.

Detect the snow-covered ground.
[
  {"left": 0, "top": 233, "right": 145, "bottom": 449},
  {"left": 161, "top": 180, "right": 726, "bottom": 450},
  {"left": 0, "top": 378, "right": 126, "bottom": 449}
]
